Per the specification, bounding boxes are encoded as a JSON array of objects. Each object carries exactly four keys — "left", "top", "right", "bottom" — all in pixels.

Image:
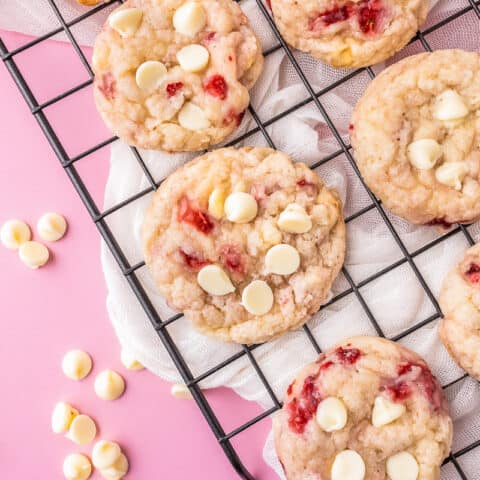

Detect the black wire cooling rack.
[{"left": 2, "top": 0, "right": 480, "bottom": 478}]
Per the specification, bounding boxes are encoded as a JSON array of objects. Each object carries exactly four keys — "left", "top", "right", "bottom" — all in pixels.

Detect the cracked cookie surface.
[
  {"left": 439, "top": 243, "right": 480, "bottom": 380},
  {"left": 351, "top": 50, "right": 480, "bottom": 225},
  {"left": 92, "top": 0, "right": 263, "bottom": 151},
  {"left": 273, "top": 336, "right": 452, "bottom": 480},
  {"left": 270, "top": 0, "right": 428, "bottom": 68},
  {"left": 142, "top": 147, "right": 345, "bottom": 344}
]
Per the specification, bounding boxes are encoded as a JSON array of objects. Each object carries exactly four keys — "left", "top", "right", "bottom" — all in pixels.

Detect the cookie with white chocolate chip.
[
  {"left": 142, "top": 147, "right": 345, "bottom": 344},
  {"left": 439, "top": 243, "right": 480, "bottom": 380},
  {"left": 351, "top": 49, "right": 480, "bottom": 226},
  {"left": 273, "top": 336, "right": 453, "bottom": 480},
  {"left": 270, "top": 0, "right": 428, "bottom": 68},
  {"left": 92, "top": 0, "right": 263, "bottom": 152}
]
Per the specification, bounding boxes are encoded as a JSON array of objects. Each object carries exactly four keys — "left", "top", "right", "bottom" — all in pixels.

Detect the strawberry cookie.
[
  {"left": 269, "top": 0, "right": 428, "bottom": 68},
  {"left": 273, "top": 336, "right": 453, "bottom": 480},
  {"left": 92, "top": 0, "right": 263, "bottom": 151},
  {"left": 439, "top": 243, "right": 480, "bottom": 380},
  {"left": 351, "top": 50, "right": 480, "bottom": 226},
  {"left": 142, "top": 147, "right": 345, "bottom": 344}
]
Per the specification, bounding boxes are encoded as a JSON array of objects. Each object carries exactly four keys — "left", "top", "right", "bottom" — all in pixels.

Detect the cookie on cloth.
[
  {"left": 273, "top": 336, "right": 453, "bottom": 480},
  {"left": 351, "top": 49, "right": 480, "bottom": 226},
  {"left": 439, "top": 243, "right": 480, "bottom": 380},
  {"left": 92, "top": 0, "right": 263, "bottom": 151},
  {"left": 142, "top": 147, "right": 345, "bottom": 344},
  {"left": 269, "top": 0, "right": 428, "bottom": 68}
]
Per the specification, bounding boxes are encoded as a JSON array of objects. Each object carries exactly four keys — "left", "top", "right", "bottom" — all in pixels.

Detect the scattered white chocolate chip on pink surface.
[
  {"left": 99, "top": 452, "right": 129, "bottom": 480},
  {"left": 386, "top": 451, "right": 419, "bottom": 480},
  {"left": 18, "top": 240, "right": 49, "bottom": 268},
  {"left": 66, "top": 414, "right": 97, "bottom": 445},
  {"left": 277, "top": 203, "right": 312, "bottom": 233},
  {"left": 108, "top": 8, "right": 143, "bottom": 37},
  {"left": 241, "top": 280, "right": 274, "bottom": 315},
  {"left": 62, "top": 350, "right": 93, "bottom": 381},
  {"left": 94, "top": 369, "right": 125, "bottom": 400},
  {"left": 63, "top": 453, "right": 92, "bottom": 480},
  {"left": 0, "top": 219, "right": 31, "bottom": 249},
  {"left": 265, "top": 244, "right": 300, "bottom": 275},
  {"left": 178, "top": 102, "right": 210, "bottom": 130},
  {"left": 316, "top": 397, "right": 348, "bottom": 432},
  {"left": 37, "top": 212, "right": 67, "bottom": 242},
  {"left": 331, "top": 450, "right": 365, "bottom": 480},
  {"left": 176, "top": 44, "right": 209, "bottom": 72},
  {"left": 135, "top": 61, "right": 167, "bottom": 92},
  {"left": 92, "top": 440, "right": 122, "bottom": 470},
  {"left": 197, "top": 264, "right": 235, "bottom": 296},
  {"left": 171, "top": 383, "right": 193, "bottom": 399},
  {"left": 371, "top": 395, "right": 406, "bottom": 427},
  {"left": 173, "top": 2, "right": 207, "bottom": 36},
  {"left": 407, "top": 139, "right": 442, "bottom": 170},
  {"left": 224, "top": 191, "right": 258, "bottom": 223},
  {"left": 51, "top": 402, "right": 79, "bottom": 434},
  {"left": 120, "top": 349, "right": 144, "bottom": 371}
]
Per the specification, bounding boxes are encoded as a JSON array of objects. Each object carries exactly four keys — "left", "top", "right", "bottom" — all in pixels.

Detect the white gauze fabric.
[{"left": 3, "top": 1, "right": 480, "bottom": 478}]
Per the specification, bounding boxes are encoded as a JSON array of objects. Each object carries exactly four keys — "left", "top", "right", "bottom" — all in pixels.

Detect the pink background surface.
[{"left": 0, "top": 30, "right": 275, "bottom": 480}]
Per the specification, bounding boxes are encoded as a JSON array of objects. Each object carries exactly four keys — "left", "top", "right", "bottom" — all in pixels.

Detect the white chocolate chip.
[
  {"left": 386, "top": 451, "right": 419, "bottom": 480},
  {"left": 92, "top": 440, "right": 122, "bottom": 470},
  {"left": 265, "top": 244, "right": 300, "bottom": 275},
  {"left": 224, "top": 192, "right": 258, "bottom": 223},
  {"left": 94, "top": 370, "right": 125, "bottom": 400},
  {"left": 407, "top": 139, "right": 442, "bottom": 170},
  {"left": 241, "top": 280, "right": 274, "bottom": 316},
  {"left": 171, "top": 383, "right": 193, "bottom": 399},
  {"left": 331, "top": 450, "right": 366, "bottom": 480},
  {"left": 371, "top": 395, "right": 406, "bottom": 427},
  {"left": 63, "top": 453, "right": 92, "bottom": 480},
  {"left": 173, "top": 2, "right": 207, "bottom": 36},
  {"left": 208, "top": 188, "right": 226, "bottom": 219},
  {"left": 99, "top": 453, "right": 129, "bottom": 480},
  {"left": 108, "top": 8, "right": 143, "bottom": 37},
  {"left": 51, "top": 402, "right": 79, "bottom": 434},
  {"left": 178, "top": 102, "right": 210, "bottom": 130},
  {"left": 120, "top": 349, "right": 144, "bottom": 371},
  {"left": 277, "top": 203, "right": 312, "bottom": 234},
  {"left": 176, "top": 44, "right": 209, "bottom": 72},
  {"left": 0, "top": 219, "right": 31, "bottom": 249},
  {"left": 62, "top": 350, "right": 93, "bottom": 381},
  {"left": 316, "top": 397, "right": 348, "bottom": 432},
  {"left": 66, "top": 414, "right": 97, "bottom": 445},
  {"left": 435, "top": 162, "right": 468, "bottom": 190},
  {"left": 135, "top": 61, "right": 167, "bottom": 92},
  {"left": 197, "top": 265, "right": 235, "bottom": 296},
  {"left": 18, "top": 241, "right": 49, "bottom": 269},
  {"left": 433, "top": 89, "right": 469, "bottom": 121},
  {"left": 37, "top": 212, "right": 67, "bottom": 242}
]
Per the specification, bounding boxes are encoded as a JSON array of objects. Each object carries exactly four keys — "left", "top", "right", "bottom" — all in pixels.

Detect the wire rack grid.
[{"left": 1, "top": 0, "right": 480, "bottom": 478}]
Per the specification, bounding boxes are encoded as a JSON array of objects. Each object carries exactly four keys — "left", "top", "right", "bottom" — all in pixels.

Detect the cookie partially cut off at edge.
[
  {"left": 439, "top": 243, "right": 480, "bottom": 380},
  {"left": 351, "top": 49, "right": 480, "bottom": 226},
  {"left": 270, "top": 0, "right": 428, "bottom": 68},
  {"left": 142, "top": 146, "right": 345, "bottom": 344},
  {"left": 92, "top": 0, "right": 263, "bottom": 152},
  {"left": 274, "top": 336, "right": 453, "bottom": 480}
]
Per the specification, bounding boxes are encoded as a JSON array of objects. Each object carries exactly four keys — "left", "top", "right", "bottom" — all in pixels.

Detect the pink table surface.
[{"left": 0, "top": 30, "right": 276, "bottom": 480}]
